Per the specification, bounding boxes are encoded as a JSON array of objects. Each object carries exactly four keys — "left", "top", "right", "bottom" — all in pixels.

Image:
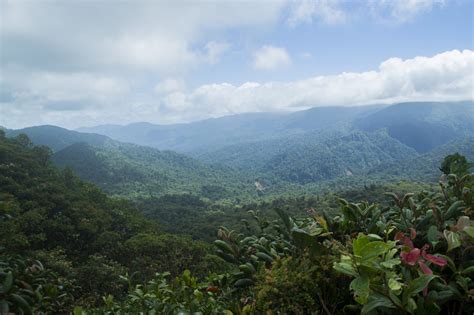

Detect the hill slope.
[
  {"left": 199, "top": 129, "right": 419, "bottom": 184},
  {"left": 368, "top": 137, "right": 474, "bottom": 181},
  {"left": 52, "top": 141, "right": 258, "bottom": 199},
  {"left": 6, "top": 125, "right": 108, "bottom": 151},
  {"left": 355, "top": 101, "right": 474, "bottom": 152},
  {"left": 5, "top": 125, "right": 259, "bottom": 200}
]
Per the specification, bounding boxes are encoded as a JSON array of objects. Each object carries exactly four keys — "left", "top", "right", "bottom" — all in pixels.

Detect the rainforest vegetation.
[{"left": 1, "top": 126, "right": 473, "bottom": 314}]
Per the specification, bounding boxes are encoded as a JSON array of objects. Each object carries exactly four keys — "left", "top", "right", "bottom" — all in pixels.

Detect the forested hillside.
[
  {"left": 1, "top": 129, "right": 473, "bottom": 314},
  {"left": 199, "top": 130, "right": 418, "bottom": 184},
  {"left": 0, "top": 132, "right": 226, "bottom": 312},
  {"left": 5, "top": 125, "right": 108, "bottom": 152},
  {"left": 355, "top": 101, "right": 474, "bottom": 152},
  {"left": 7, "top": 118, "right": 474, "bottom": 203},
  {"left": 368, "top": 137, "right": 474, "bottom": 180},
  {"left": 52, "top": 141, "right": 257, "bottom": 199}
]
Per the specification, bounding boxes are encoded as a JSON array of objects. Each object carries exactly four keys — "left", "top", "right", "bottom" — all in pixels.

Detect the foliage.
[
  {"left": 2, "top": 131, "right": 474, "bottom": 314},
  {"left": 0, "top": 135, "right": 219, "bottom": 310},
  {"left": 78, "top": 271, "right": 232, "bottom": 315},
  {"left": 98, "top": 153, "right": 473, "bottom": 314},
  {"left": 0, "top": 249, "right": 72, "bottom": 314}
]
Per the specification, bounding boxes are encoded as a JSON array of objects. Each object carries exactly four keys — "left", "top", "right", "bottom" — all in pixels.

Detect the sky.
[{"left": 0, "top": 0, "right": 473, "bottom": 129}]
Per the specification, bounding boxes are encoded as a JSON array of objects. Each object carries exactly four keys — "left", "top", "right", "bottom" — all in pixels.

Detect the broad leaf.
[
  {"left": 406, "top": 275, "right": 436, "bottom": 297},
  {"left": 443, "top": 230, "right": 461, "bottom": 251}
]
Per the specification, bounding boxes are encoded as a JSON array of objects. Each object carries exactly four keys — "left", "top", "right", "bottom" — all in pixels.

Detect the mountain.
[
  {"left": 199, "top": 129, "right": 419, "bottom": 184},
  {"left": 368, "top": 137, "right": 474, "bottom": 181},
  {"left": 52, "top": 141, "right": 257, "bottom": 199},
  {"left": 4, "top": 125, "right": 259, "bottom": 200},
  {"left": 78, "top": 101, "right": 473, "bottom": 155},
  {"left": 78, "top": 105, "right": 380, "bottom": 153},
  {"left": 355, "top": 101, "right": 474, "bottom": 152},
  {"left": 5, "top": 125, "right": 108, "bottom": 151},
  {"left": 7, "top": 101, "right": 473, "bottom": 200}
]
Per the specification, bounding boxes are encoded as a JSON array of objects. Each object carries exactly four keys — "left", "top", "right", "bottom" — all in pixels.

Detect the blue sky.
[
  {"left": 195, "top": 0, "right": 473, "bottom": 84},
  {"left": 1, "top": 0, "right": 473, "bottom": 128}
]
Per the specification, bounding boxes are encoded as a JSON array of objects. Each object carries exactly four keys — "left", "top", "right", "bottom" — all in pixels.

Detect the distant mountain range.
[
  {"left": 5, "top": 101, "right": 474, "bottom": 201},
  {"left": 78, "top": 101, "right": 474, "bottom": 154}
]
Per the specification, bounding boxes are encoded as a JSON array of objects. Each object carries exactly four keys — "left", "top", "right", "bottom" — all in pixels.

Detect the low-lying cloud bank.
[{"left": 1, "top": 49, "right": 473, "bottom": 128}]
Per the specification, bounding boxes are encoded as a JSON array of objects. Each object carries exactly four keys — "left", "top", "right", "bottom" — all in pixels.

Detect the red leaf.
[
  {"left": 206, "top": 286, "right": 219, "bottom": 293},
  {"left": 422, "top": 253, "right": 447, "bottom": 267},
  {"left": 401, "top": 248, "right": 420, "bottom": 266},
  {"left": 403, "top": 237, "right": 414, "bottom": 249},
  {"left": 418, "top": 260, "right": 433, "bottom": 275}
]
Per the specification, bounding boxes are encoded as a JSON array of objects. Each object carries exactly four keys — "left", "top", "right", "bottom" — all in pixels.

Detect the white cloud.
[
  {"left": 1, "top": 50, "right": 471, "bottom": 128},
  {"left": 0, "top": 1, "right": 286, "bottom": 74},
  {"left": 287, "top": 0, "right": 446, "bottom": 26},
  {"left": 154, "top": 49, "right": 474, "bottom": 121},
  {"left": 253, "top": 46, "right": 292, "bottom": 70},
  {"left": 288, "top": 0, "right": 346, "bottom": 26},
  {"left": 368, "top": 0, "right": 446, "bottom": 23},
  {"left": 154, "top": 79, "right": 186, "bottom": 95}
]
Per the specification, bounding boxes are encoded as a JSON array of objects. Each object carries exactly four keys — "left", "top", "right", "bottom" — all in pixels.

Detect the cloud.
[
  {"left": 1, "top": 50, "right": 471, "bottom": 128},
  {"left": 205, "top": 41, "right": 231, "bottom": 64},
  {"left": 288, "top": 0, "right": 346, "bottom": 26},
  {"left": 153, "top": 49, "right": 474, "bottom": 121},
  {"left": 0, "top": 1, "right": 467, "bottom": 129},
  {"left": 287, "top": 0, "right": 446, "bottom": 26},
  {"left": 154, "top": 79, "right": 186, "bottom": 95},
  {"left": 0, "top": 1, "right": 285, "bottom": 74},
  {"left": 368, "top": 0, "right": 446, "bottom": 23},
  {"left": 253, "top": 46, "right": 292, "bottom": 70}
]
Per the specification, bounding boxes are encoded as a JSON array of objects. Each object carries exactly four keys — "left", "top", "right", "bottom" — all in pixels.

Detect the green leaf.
[
  {"left": 443, "top": 230, "right": 461, "bottom": 251},
  {"left": 274, "top": 208, "right": 292, "bottom": 234},
  {"left": 406, "top": 275, "right": 436, "bottom": 297},
  {"left": 239, "top": 263, "right": 256, "bottom": 275},
  {"left": 73, "top": 306, "right": 85, "bottom": 315},
  {"left": 427, "top": 225, "right": 439, "bottom": 245},
  {"left": 353, "top": 234, "right": 369, "bottom": 256},
  {"left": 456, "top": 216, "right": 470, "bottom": 231},
  {"left": 380, "top": 258, "right": 401, "bottom": 269},
  {"left": 361, "top": 293, "right": 395, "bottom": 314},
  {"left": 461, "top": 266, "right": 474, "bottom": 275},
  {"left": 214, "top": 240, "right": 235, "bottom": 255},
  {"left": 10, "top": 293, "right": 32, "bottom": 315},
  {"left": 367, "top": 234, "right": 383, "bottom": 241},
  {"left": 350, "top": 275, "right": 369, "bottom": 304},
  {"left": 406, "top": 297, "right": 417, "bottom": 313},
  {"left": 463, "top": 226, "right": 474, "bottom": 238},
  {"left": 388, "top": 278, "right": 402, "bottom": 292},
  {"left": 334, "top": 255, "right": 357, "bottom": 277},
  {"left": 291, "top": 228, "right": 327, "bottom": 256},
  {"left": 360, "top": 241, "right": 392, "bottom": 260},
  {"left": 234, "top": 278, "right": 253, "bottom": 288},
  {"left": 255, "top": 252, "right": 274, "bottom": 263},
  {"left": 443, "top": 201, "right": 463, "bottom": 220}
]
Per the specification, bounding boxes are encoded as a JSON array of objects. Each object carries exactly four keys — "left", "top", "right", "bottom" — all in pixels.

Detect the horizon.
[{"left": 1, "top": 99, "right": 472, "bottom": 131}]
